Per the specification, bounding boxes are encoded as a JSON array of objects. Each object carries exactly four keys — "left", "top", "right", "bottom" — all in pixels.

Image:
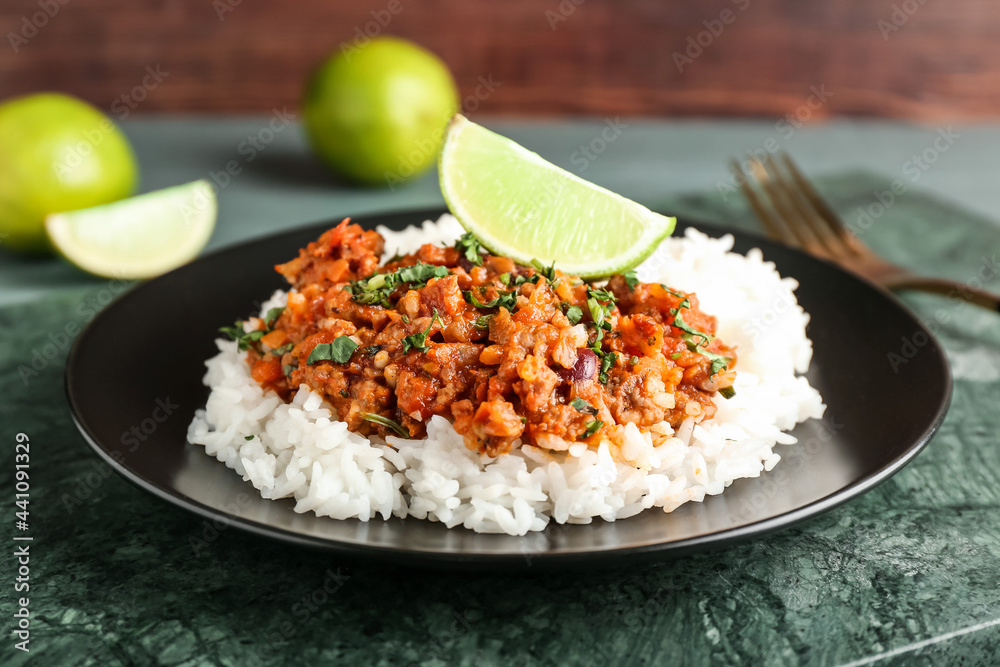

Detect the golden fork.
[{"left": 732, "top": 153, "right": 1000, "bottom": 312}]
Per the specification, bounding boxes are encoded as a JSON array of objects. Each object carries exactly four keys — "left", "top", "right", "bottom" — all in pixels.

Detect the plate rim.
[{"left": 64, "top": 207, "right": 954, "bottom": 569}]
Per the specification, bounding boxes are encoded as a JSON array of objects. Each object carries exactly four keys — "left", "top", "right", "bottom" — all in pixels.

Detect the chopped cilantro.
[
  {"left": 397, "top": 263, "right": 449, "bottom": 286},
  {"left": 307, "top": 335, "right": 359, "bottom": 365},
  {"left": 464, "top": 289, "right": 517, "bottom": 311},
  {"left": 670, "top": 309, "right": 713, "bottom": 348},
  {"left": 662, "top": 285, "right": 691, "bottom": 309},
  {"left": 498, "top": 272, "right": 511, "bottom": 286},
  {"left": 530, "top": 259, "right": 557, "bottom": 282},
  {"left": 596, "top": 350, "right": 617, "bottom": 384},
  {"left": 402, "top": 310, "right": 441, "bottom": 353},
  {"left": 219, "top": 321, "right": 266, "bottom": 351},
  {"left": 264, "top": 306, "right": 285, "bottom": 328},
  {"left": 339, "top": 389, "right": 350, "bottom": 398},
  {"left": 474, "top": 314, "right": 493, "bottom": 330},
  {"left": 670, "top": 352, "right": 681, "bottom": 360},
  {"left": 271, "top": 343, "right": 294, "bottom": 356},
  {"left": 513, "top": 272, "right": 540, "bottom": 287},
  {"left": 364, "top": 345, "right": 382, "bottom": 357},
  {"left": 346, "top": 263, "right": 449, "bottom": 308},
  {"left": 401, "top": 314, "right": 409, "bottom": 324},
  {"left": 564, "top": 304, "right": 583, "bottom": 325},
  {"left": 624, "top": 270, "right": 639, "bottom": 291},
  {"left": 580, "top": 420, "right": 603, "bottom": 439},
  {"left": 282, "top": 363, "right": 296, "bottom": 377},
  {"left": 668, "top": 308, "right": 733, "bottom": 376},
  {"left": 570, "top": 397, "right": 598, "bottom": 415},
  {"left": 362, "top": 413, "right": 409, "bottom": 437},
  {"left": 719, "top": 386, "right": 736, "bottom": 399},
  {"left": 244, "top": 435, "right": 255, "bottom": 441},
  {"left": 454, "top": 232, "right": 487, "bottom": 266}
]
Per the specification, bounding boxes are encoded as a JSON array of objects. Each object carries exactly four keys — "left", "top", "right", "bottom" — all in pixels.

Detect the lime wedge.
[
  {"left": 45, "top": 180, "right": 217, "bottom": 279},
  {"left": 439, "top": 115, "right": 675, "bottom": 277}
]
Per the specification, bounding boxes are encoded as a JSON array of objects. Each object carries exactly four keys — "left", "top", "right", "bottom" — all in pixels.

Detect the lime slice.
[
  {"left": 45, "top": 180, "right": 216, "bottom": 279},
  {"left": 439, "top": 115, "right": 676, "bottom": 277}
]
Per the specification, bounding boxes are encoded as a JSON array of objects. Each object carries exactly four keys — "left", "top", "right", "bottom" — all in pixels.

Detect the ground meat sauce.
[{"left": 239, "top": 219, "right": 737, "bottom": 457}]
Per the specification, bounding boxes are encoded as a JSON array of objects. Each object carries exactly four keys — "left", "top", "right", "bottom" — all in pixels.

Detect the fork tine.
[
  {"left": 730, "top": 160, "right": 800, "bottom": 247},
  {"left": 778, "top": 153, "right": 867, "bottom": 257},
  {"left": 761, "top": 154, "right": 853, "bottom": 259},
  {"left": 747, "top": 158, "right": 830, "bottom": 256}
]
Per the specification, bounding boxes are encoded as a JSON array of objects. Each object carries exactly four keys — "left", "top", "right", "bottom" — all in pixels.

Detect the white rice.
[{"left": 187, "top": 214, "right": 826, "bottom": 535}]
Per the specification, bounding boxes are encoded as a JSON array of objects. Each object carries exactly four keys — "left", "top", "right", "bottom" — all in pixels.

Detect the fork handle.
[{"left": 883, "top": 275, "right": 1000, "bottom": 313}]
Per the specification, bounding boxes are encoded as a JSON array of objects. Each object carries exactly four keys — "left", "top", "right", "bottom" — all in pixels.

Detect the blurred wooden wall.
[{"left": 2, "top": 0, "right": 999, "bottom": 120}]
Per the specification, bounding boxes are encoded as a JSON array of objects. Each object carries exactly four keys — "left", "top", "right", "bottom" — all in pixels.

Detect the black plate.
[{"left": 65, "top": 208, "right": 952, "bottom": 570}]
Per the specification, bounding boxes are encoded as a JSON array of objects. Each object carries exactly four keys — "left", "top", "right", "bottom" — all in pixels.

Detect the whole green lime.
[
  {"left": 0, "top": 93, "right": 138, "bottom": 254},
  {"left": 302, "top": 37, "right": 459, "bottom": 186}
]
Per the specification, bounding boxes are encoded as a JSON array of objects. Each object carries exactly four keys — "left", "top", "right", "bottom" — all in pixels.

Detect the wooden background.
[{"left": 1, "top": 0, "right": 998, "bottom": 120}]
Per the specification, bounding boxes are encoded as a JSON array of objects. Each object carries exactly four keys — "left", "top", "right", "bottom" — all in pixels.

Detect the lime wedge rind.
[
  {"left": 439, "top": 115, "right": 675, "bottom": 278},
  {"left": 45, "top": 180, "right": 217, "bottom": 279}
]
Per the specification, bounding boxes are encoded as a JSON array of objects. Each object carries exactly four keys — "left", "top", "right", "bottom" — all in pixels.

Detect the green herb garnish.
[
  {"left": 271, "top": 343, "right": 294, "bottom": 356},
  {"left": 624, "top": 270, "right": 639, "bottom": 291},
  {"left": 402, "top": 310, "right": 441, "bottom": 353},
  {"left": 346, "top": 263, "right": 449, "bottom": 308},
  {"left": 580, "top": 420, "right": 603, "bottom": 439},
  {"left": 570, "top": 397, "right": 598, "bottom": 415},
  {"left": 662, "top": 285, "right": 691, "bottom": 309},
  {"left": 531, "top": 259, "right": 557, "bottom": 282},
  {"left": 307, "top": 335, "right": 359, "bottom": 365},
  {"left": 474, "top": 314, "right": 493, "bottom": 330},
  {"left": 339, "top": 389, "right": 350, "bottom": 398},
  {"left": 498, "top": 272, "right": 511, "bottom": 286},
  {"left": 244, "top": 435, "right": 255, "bottom": 441},
  {"left": 282, "top": 363, "right": 296, "bottom": 377},
  {"left": 668, "top": 307, "right": 732, "bottom": 376},
  {"left": 219, "top": 322, "right": 266, "bottom": 351},
  {"left": 362, "top": 413, "right": 408, "bottom": 437},
  {"left": 596, "top": 350, "right": 617, "bottom": 384},
  {"left": 454, "top": 232, "right": 487, "bottom": 266},
  {"left": 464, "top": 289, "right": 517, "bottom": 311},
  {"left": 264, "top": 306, "right": 285, "bottom": 328},
  {"left": 719, "top": 386, "right": 736, "bottom": 399}
]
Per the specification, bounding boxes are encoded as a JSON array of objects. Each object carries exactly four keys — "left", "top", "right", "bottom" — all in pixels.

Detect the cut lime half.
[
  {"left": 45, "top": 180, "right": 217, "bottom": 279},
  {"left": 439, "top": 115, "right": 675, "bottom": 278}
]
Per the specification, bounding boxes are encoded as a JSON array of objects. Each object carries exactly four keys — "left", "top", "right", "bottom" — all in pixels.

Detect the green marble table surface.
[{"left": 2, "top": 118, "right": 1000, "bottom": 666}]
